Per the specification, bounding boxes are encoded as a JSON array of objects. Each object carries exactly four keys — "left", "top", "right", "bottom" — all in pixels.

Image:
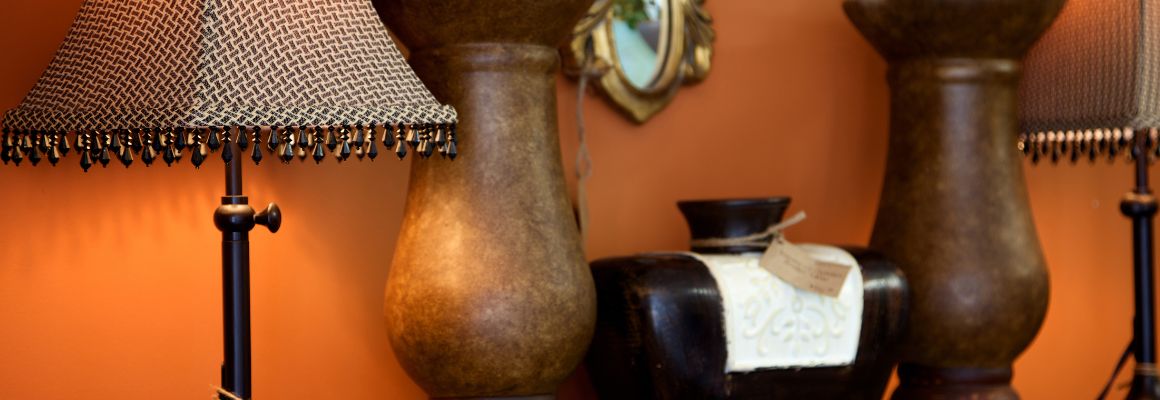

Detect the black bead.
[
  {"left": 298, "top": 126, "right": 310, "bottom": 148},
  {"left": 206, "top": 128, "right": 221, "bottom": 151},
  {"left": 446, "top": 140, "right": 458, "bottom": 161},
  {"left": 120, "top": 147, "right": 134, "bottom": 167},
  {"left": 237, "top": 127, "right": 250, "bottom": 150},
  {"left": 384, "top": 124, "right": 397, "bottom": 147},
  {"left": 434, "top": 125, "right": 448, "bottom": 146},
  {"left": 142, "top": 146, "right": 155, "bottom": 166},
  {"left": 48, "top": 147, "right": 61, "bottom": 166},
  {"left": 326, "top": 127, "right": 338, "bottom": 151},
  {"left": 28, "top": 146, "right": 41, "bottom": 166},
  {"left": 191, "top": 144, "right": 206, "bottom": 168},
  {"left": 222, "top": 143, "right": 234, "bottom": 163},
  {"left": 339, "top": 140, "right": 351, "bottom": 160},
  {"left": 280, "top": 142, "right": 294, "bottom": 163},
  {"left": 109, "top": 132, "right": 122, "bottom": 151},
  {"left": 163, "top": 146, "right": 176, "bottom": 166},
  {"left": 394, "top": 141, "right": 407, "bottom": 159},
  {"left": 98, "top": 147, "right": 111, "bottom": 168},
  {"left": 36, "top": 132, "right": 49, "bottom": 153},
  {"left": 424, "top": 139, "right": 436, "bottom": 158},
  {"left": 268, "top": 127, "right": 281, "bottom": 152},
  {"left": 367, "top": 140, "right": 379, "bottom": 160},
  {"left": 174, "top": 128, "right": 187, "bottom": 149},
  {"left": 312, "top": 143, "right": 325, "bottom": 163},
  {"left": 251, "top": 143, "right": 263, "bottom": 165},
  {"left": 405, "top": 125, "right": 419, "bottom": 148},
  {"left": 354, "top": 124, "right": 366, "bottom": 147},
  {"left": 149, "top": 131, "right": 162, "bottom": 152},
  {"left": 80, "top": 151, "right": 92, "bottom": 172},
  {"left": 131, "top": 130, "right": 144, "bottom": 151}
]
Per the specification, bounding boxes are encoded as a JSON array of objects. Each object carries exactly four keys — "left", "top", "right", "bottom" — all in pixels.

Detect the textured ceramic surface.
[
  {"left": 375, "top": 0, "right": 597, "bottom": 398},
  {"left": 843, "top": 0, "right": 1064, "bottom": 398}
]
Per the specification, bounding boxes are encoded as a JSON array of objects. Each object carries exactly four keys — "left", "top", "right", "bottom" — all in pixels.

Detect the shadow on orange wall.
[{"left": 0, "top": 0, "right": 1143, "bottom": 399}]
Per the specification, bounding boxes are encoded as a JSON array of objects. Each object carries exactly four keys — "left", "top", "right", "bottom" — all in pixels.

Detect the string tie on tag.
[{"left": 689, "top": 211, "right": 807, "bottom": 249}]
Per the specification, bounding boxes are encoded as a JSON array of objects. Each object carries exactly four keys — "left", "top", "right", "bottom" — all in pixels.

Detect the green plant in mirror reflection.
[{"left": 613, "top": 0, "right": 651, "bottom": 28}]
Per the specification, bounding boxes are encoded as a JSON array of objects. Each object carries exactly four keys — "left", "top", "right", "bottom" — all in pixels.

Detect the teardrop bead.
[
  {"left": 268, "top": 127, "right": 281, "bottom": 152},
  {"left": 280, "top": 142, "right": 294, "bottom": 163},
  {"left": 109, "top": 133, "right": 122, "bottom": 151},
  {"left": 98, "top": 148, "right": 111, "bottom": 168},
  {"left": 384, "top": 124, "right": 397, "bottom": 147},
  {"left": 446, "top": 140, "right": 458, "bottom": 161},
  {"left": 175, "top": 128, "right": 187, "bottom": 149},
  {"left": 237, "top": 128, "right": 250, "bottom": 150},
  {"left": 163, "top": 146, "right": 176, "bottom": 166},
  {"left": 395, "top": 141, "right": 407, "bottom": 159},
  {"left": 434, "top": 126, "right": 447, "bottom": 146},
  {"left": 326, "top": 128, "right": 338, "bottom": 151},
  {"left": 48, "top": 147, "right": 61, "bottom": 166},
  {"left": 298, "top": 127, "right": 310, "bottom": 148},
  {"left": 339, "top": 140, "right": 351, "bottom": 160},
  {"left": 405, "top": 126, "right": 419, "bottom": 148},
  {"left": 206, "top": 129, "right": 221, "bottom": 151},
  {"left": 132, "top": 130, "right": 144, "bottom": 151},
  {"left": 120, "top": 147, "right": 134, "bottom": 167},
  {"left": 28, "top": 146, "right": 41, "bottom": 166},
  {"left": 79, "top": 151, "right": 92, "bottom": 171},
  {"left": 313, "top": 143, "right": 325, "bottom": 163},
  {"left": 191, "top": 144, "right": 206, "bottom": 168},
  {"left": 251, "top": 143, "right": 263, "bottom": 165},
  {"left": 354, "top": 125, "right": 366, "bottom": 147},
  {"left": 367, "top": 140, "right": 379, "bottom": 160},
  {"left": 142, "top": 146, "right": 155, "bottom": 166}
]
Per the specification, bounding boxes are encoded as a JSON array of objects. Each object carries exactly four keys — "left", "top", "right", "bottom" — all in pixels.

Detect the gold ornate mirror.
[{"left": 564, "top": 0, "right": 715, "bottom": 123}]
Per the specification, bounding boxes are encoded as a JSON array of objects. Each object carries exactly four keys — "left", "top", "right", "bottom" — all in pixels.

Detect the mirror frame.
[{"left": 564, "top": 0, "right": 715, "bottom": 123}]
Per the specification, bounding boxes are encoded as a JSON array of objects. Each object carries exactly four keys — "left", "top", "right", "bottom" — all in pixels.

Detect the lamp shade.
[
  {"left": 0, "top": 0, "right": 458, "bottom": 169},
  {"left": 1019, "top": 0, "right": 1160, "bottom": 162}
]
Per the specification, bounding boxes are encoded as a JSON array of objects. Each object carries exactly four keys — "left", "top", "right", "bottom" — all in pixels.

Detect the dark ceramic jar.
[{"left": 586, "top": 197, "right": 909, "bottom": 399}]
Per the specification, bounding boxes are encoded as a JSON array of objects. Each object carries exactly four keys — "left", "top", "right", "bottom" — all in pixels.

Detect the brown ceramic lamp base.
[
  {"left": 892, "top": 365, "right": 1016, "bottom": 400},
  {"left": 373, "top": 0, "right": 596, "bottom": 398}
]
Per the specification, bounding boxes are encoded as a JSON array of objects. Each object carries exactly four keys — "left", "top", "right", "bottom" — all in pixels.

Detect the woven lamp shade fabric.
[
  {"left": 1019, "top": 0, "right": 1160, "bottom": 162},
  {"left": 0, "top": 0, "right": 457, "bottom": 168}
]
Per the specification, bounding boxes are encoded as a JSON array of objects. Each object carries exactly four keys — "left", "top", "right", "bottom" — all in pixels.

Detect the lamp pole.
[
  {"left": 1124, "top": 134, "right": 1160, "bottom": 400},
  {"left": 213, "top": 139, "right": 281, "bottom": 400}
]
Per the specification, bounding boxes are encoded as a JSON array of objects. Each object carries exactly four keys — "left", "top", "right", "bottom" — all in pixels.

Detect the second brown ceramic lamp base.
[{"left": 843, "top": 0, "right": 1064, "bottom": 398}]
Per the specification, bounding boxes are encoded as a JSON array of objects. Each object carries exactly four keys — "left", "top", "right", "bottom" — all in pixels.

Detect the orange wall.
[{"left": 0, "top": 0, "right": 1140, "bottom": 399}]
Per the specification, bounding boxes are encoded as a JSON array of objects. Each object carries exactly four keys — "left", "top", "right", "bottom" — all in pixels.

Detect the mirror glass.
[{"left": 611, "top": 0, "right": 670, "bottom": 90}]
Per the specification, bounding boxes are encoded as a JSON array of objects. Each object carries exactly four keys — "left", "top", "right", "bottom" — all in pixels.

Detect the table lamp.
[
  {"left": 0, "top": 1, "right": 457, "bottom": 399},
  {"left": 1020, "top": 0, "right": 1160, "bottom": 397}
]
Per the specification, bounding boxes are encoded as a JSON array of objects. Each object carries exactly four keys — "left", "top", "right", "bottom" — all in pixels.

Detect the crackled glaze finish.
[
  {"left": 842, "top": 0, "right": 1064, "bottom": 398},
  {"left": 374, "top": 0, "right": 597, "bottom": 398}
]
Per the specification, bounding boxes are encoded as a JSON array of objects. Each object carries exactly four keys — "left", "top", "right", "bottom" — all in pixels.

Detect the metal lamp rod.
[
  {"left": 1125, "top": 131, "right": 1160, "bottom": 399},
  {"left": 213, "top": 140, "right": 281, "bottom": 400}
]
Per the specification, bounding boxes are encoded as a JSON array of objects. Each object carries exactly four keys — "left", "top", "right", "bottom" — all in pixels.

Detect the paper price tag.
[{"left": 759, "top": 237, "right": 852, "bottom": 298}]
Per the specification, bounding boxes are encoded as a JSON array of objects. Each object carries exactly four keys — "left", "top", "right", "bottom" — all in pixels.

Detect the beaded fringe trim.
[
  {"left": 0, "top": 123, "right": 457, "bottom": 171},
  {"left": 1019, "top": 127, "right": 1159, "bottom": 164}
]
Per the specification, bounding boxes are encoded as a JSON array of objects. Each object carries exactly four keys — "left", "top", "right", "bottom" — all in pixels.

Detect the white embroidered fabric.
[{"left": 682, "top": 245, "right": 863, "bottom": 373}]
